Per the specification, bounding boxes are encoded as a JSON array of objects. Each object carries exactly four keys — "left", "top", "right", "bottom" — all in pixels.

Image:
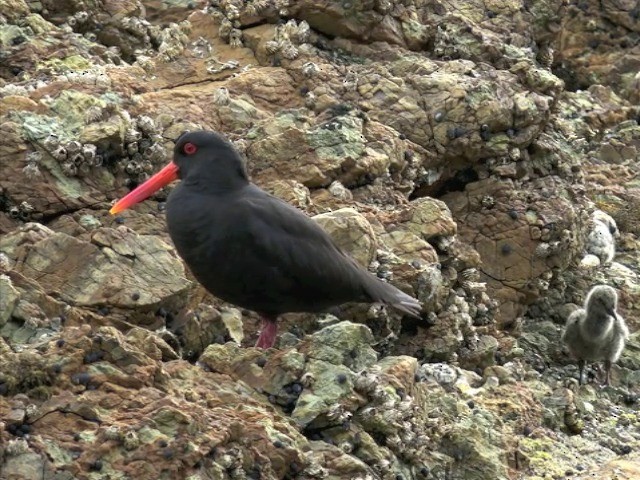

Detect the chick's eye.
[{"left": 183, "top": 142, "right": 197, "bottom": 155}]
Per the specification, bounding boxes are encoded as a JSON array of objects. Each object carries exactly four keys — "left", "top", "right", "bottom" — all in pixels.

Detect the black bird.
[{"left": 110, "top": 131, "right": 422, "bottom": 348}]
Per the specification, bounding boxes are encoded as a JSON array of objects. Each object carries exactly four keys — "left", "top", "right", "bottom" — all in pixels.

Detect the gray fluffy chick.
[{"left": 562, "top": 285, "right": 629, "bottom": 385}]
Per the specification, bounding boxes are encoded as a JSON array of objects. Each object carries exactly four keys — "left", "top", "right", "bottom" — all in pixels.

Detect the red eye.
[{"left": 183, "top": 142, "right": 197, "bottom": 155}]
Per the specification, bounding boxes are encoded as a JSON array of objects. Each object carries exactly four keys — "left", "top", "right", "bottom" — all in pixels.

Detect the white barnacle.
[
  {"left": 229, "top": 29, "right": 243, "bottom": 48},
  {"left": 294, "top": 20, "right": 310, "bottom": 43},
  {"left": 213, "top": 87, "right": 231, "bottom": 106},
  {"left": 300, "top": 372, "right": 315, "bottom": 387},
  {"left": 22, "top": 163, "right": 41, "bottom": 179},
  {"left": 25, "top": 151, "right": 42, "bottom": 164},
  {"left": 19, "top": 201, "right": 34, "bottom": 213},
  {"left": 82, "top": 144, "right": 97, "bottom": 162},
  {"left": 386, "top": 433, "right": 402, "bottom": 449},
  {"left": 85, "top": 105, "right": 104, "bottom": 123},
  {"left": 137, "top": 115, "right": 156, "bottom": 135},
  {"left": 61, "top": 161, "right": 77, "bottom": 176},
  {"left": 225, "top": 4, "right": 241, "bottom": 21},
  {"left": 354, "top": 371, "right": 378, "bottom": 393},
  {"left": 280, "top": 42, "right": 299, "bottom": 60},
  {"left": 104, "top": 425, "right": 121, "bottom": 441},
  {"left": 65, "top": 140, "right": 82, "bottom": 153},
  {"left": 125, "top": 128, "right": 142, "bottom": 143},
  {"left": 282, "top": 19, "right": 298, "bottom": 40},
  {"left": 53, "top": 146, "right": 68, "bottom": 161},
  {"left": 43, "top": 133, "right": 60, "bottom": 150},
  {"left": 127, "top": 142, "right": 139, "bottom": 156},
  {"left": 264, "top": 40, "right": 280, "bottom": 54},
  {"left": 75, "top": 11, "right": 89, "bottom": 23},
  {"left": 338, "top": 441, "right": 353, "bottom": 453},
  {"left": 304, "top": 91, "right": 316, "bottom": 108},
  {"left": 302, "top": 61, "right": 319, "bottom": 77}
]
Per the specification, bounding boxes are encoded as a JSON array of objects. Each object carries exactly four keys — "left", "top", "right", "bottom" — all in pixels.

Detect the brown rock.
[
  {"left": 0, "top": 224, "right": 190, "bottom": 308},
  {"left": 313, "top": 208, "right": 377, "bottom": 267}
]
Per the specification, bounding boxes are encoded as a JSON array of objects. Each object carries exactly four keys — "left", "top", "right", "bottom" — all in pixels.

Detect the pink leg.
[{"left": 255, "top": 317, "right": 278, "bottom": 349}]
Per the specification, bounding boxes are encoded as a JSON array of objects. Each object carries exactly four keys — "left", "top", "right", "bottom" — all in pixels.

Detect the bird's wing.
[
  {"left": 235, "top": 189, "right": 421, "bottom": 316},
  {"left": 613, "top": 312, "right": 630, "bottom": 340},
  {"left": 239, "top": 191, "right": 367, "bottom": 292},
  {"left": 562, "top": 310, "right": 583, "bottom": 342}
]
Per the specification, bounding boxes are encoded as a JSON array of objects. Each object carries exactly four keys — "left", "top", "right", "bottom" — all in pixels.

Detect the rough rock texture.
[{"left": 1, "top": 0, "right": 640, "bottom": 479}]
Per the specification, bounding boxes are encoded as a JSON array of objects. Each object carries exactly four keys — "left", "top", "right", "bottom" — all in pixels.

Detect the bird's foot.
[
  {"left": 578, "top": 360, "right": 586, "bottom": 386},
  {"left": 255, "top": 318, "right": 277, "bottom": 349},
  {"left": 603, "top": 360, "right": 612, "bottom": 387}
]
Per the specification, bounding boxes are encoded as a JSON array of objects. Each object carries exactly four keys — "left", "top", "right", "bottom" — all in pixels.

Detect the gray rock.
[
  {"left": 313, "top": 208, "right": 377, "bottom": 267},
  {"left": 0, "top": 224, "right": 190, "bottom": 308}
]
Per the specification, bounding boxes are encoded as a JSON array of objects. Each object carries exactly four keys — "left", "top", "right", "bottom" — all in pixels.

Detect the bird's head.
[
  {"left": 586, "top": 285, "right": 618, "bottom": 317},
  {"left": 109, "top": 130, "right": 248, "bottom": 215}
]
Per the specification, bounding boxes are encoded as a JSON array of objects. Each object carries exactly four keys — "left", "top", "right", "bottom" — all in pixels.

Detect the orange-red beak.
[{"left": 109, "top": 162, "right": 179, "bottom": 215}]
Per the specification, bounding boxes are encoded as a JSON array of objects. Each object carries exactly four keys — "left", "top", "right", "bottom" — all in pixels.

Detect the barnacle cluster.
[
  {"left": 8, "top": 201, "right": 35, "bottom": 222},
  {"left": 264, "top": 19, "right": 311, "bottom": 60},
  {"left": 456, "top": 267, "right": 495, "bottom": 325},
  {"left": 63, "top": 9, "right": 191, "bottom": 63},
  {"left": 353, "top": 365, "right": 432, "bottom": 466},
  {"left": 43, "top": 134, "right": 101, "bottom": 178},
  {"left": 52, "top": 70, "right": 112, "bottom": 88},
  {"left": 210, "top": 0, "right": 284, "bottom": 19},
  {"left": 119, "top": 115, "right": 167, "bottom": 183},
  {"left": 40, "top": 115, "right": 166, "bottom": 183},
  {"left": 208, "top": 0, "right": 309, "bottom": 57},
  {"left": 22, "top": 151, "right": 42, "bottom": 180},
  {"left": 151, "top": 21, "right": 192, "bottom": 61}
]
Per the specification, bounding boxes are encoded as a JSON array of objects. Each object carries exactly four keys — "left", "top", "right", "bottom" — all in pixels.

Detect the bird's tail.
[{"left": 363, "top": 275, "right": 422, "bottom": 318}]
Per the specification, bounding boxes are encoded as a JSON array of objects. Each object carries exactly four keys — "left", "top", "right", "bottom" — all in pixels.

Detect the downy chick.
[{"left": 562, "top": 285, "right": 629, "bottom": 385}]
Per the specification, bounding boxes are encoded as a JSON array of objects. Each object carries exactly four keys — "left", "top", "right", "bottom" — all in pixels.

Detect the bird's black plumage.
[{"left": 118, "top": 130, "right": 422, "bottom": 348}]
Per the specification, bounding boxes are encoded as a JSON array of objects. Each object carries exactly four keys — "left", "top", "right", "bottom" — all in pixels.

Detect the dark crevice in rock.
[
  {"left": 238, "top": 20, "right": 271, "bottom": 31},
  {"left": 410, "top": 167, "right": 480, "bottom": 200},
  {"left": 38, "top": 202, "right": 106, "bottom": 226}
]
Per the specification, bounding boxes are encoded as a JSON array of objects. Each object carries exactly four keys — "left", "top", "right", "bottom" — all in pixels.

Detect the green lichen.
[
  {"left": 292, "top": 359, "right": 354, "bottom": 427},
  {"left": 484, "top": 133, "right": 511, "bottom": 156},
  {"left": 1, "top": 319, "right": 39, "bottom": 345},
  {"left": 79, "top": 215, "right": 102, "bottom": 230},
  {"left": 518, "top": 436, "right": 567, "bottom": 478},
  {"left": 441, "top": 412, "right": 509, "bottom": 480},
  {"left": 305, "top": 321, "right": 377, "bottom": 370},
  {"left": 16, "top": 112, "right": 68, "bottom": 141},
  {"left": 39, "top": 152, "right": 86, "bottom": 198},
  {"left": 306, "top": 116, "right": 366, "bottom": 164},
  {"left": 0, "top": 275, "right": 19, "bottom": 327},
  {"left": 40, "top": 55, "right": 93, "bottom": 73},
  {"left": 75, "top": 431, "right": 97, "bottom": 443},
  {"left": 153, "top": 407, "right": 191, "bottom": 437},
  {"left": 137, "top": 426, "right": 168, "bottom": 445},
  {"left": 50, "top": 90, "right": 105, "bottom": 131},
  {"left": 218, "top": 98, "right": 262, "bottom": 132},
  {"left": 24, "top": 14, "right": 53, "bottom": 33},
  {"left": 0, "top": 24, "right": 26, "bottom": 47}
]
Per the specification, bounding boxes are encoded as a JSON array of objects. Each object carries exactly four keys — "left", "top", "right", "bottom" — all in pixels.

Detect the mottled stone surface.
[
  {"left": 0, "top": 223, "right": 190, "bottom": 309},
  {"left": 1, "top": 0, "right": 639, "bottom": 478},
  {"left": 313, "top": 208, "right": 377, "bottom": 267}
]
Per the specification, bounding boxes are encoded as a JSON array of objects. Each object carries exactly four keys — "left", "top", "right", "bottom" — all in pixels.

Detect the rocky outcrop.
[{"left": 1, "top": 0, "right": 639, "bottom": 478}]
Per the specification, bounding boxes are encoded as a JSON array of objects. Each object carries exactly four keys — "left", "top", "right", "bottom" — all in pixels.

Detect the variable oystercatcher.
[{"left": 110, "top": 131, "right": 422, "bottom": 348}]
